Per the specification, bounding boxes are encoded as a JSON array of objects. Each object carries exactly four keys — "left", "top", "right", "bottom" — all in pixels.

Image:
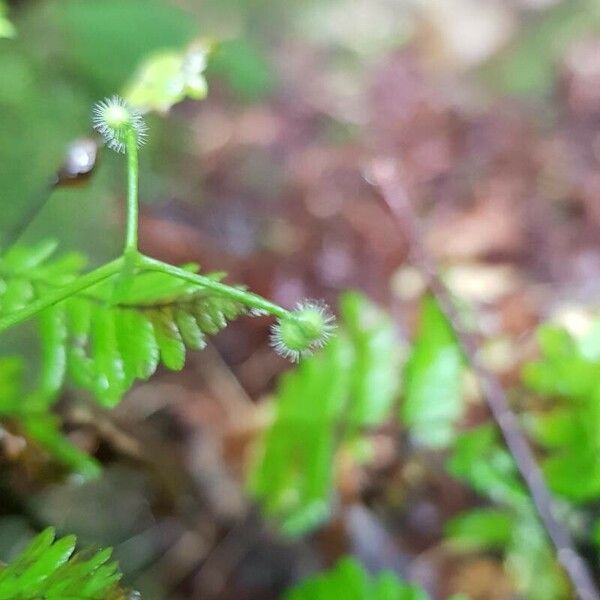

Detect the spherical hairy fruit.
[
  {"left": 92, "top": 95, "right": 148, "bottom": 153},
  {"left": 270, "top": 300, "right": 335, "bottom": 362},
  {"left": 103, "top": 103, "right": 129, "bottom": 130}
]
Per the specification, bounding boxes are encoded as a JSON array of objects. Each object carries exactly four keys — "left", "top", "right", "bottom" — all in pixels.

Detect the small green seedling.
[{"left": 0, "top": 96, "right": 334, "bottom": 365}]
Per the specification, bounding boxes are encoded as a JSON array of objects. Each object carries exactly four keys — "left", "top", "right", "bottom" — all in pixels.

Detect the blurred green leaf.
[
  {"left": 249, "top": 292, "right": 400, "bottom": 536},
  {"left": 529, "top": 407, "right": 582, "bottom": 448},
  {"left": 445, "top": 508, "right": 512, "bottom": 551},
  {"left": 505, "top": 515, "right": 568, "bottom": 600},
  {"left": 484, "top": 0, "right": 600, "bottom": 95},
  {"left": 0, "top": 244, "right": 247, "bottom": 473},
  {"left": 523, "top": 324, "right": 594, "bottom": 399},
  {"left": 542, "top": 447, "right": 600, "bottom": 502},
  {"left": 0, "top": 527, "right": 129, "bottom": 599},
  {"left": 284, "top": 557, "right": 429, "bottom": 600},
  {"left": 0, "top": 357, "right": 25, "bottom": 414},
  {"left": 0, "top": 1, "right": 14, "bottom": 39},
  {"left": 447, "top": 424, "right": 528, "bottom": 509},
  {"left": 28, "top": 304, "right": 67, "bottom": 409},
  {"left": 402, "top": 295, "right": 464, "bottom": 448},
  {"left": 577, "top": 319, "right": 600, "bottom": 362},
  {"left": 523, "top": 322, "right": 600, "bottom": 502},
  {"left": 124, "top": 41, "right": 211, "bottom": 113},
  {"left": 341, "top": 291, "right": 401, "bottom": 427},
  {"left": 249, "top": 334, "right": 352, "bottom": 536},
  {"left": 447, "top": 426, "right": 569, "bottom": 600}
]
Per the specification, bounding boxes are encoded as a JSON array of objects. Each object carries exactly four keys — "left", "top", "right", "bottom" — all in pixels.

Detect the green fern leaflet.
[{"left": 0, "top": 527, "right": 135, "bottom": 600}]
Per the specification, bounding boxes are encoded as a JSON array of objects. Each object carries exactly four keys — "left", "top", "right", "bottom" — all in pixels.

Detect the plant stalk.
[
  {"left": 139, "top": 255, "right": 292, "bottom": 320},
  {"left": 0, "top": 258, "right": 123, "bottom": 333},
  {"left": 124, "top": 129, "right": 139, "bottom": 257}
]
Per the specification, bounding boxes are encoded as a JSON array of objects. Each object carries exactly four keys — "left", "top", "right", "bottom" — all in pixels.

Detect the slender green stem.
[
  {"left": 124, "top": 129, "right": 139, "bottom": 256},
  {"left": 0, "top": 258, "right": 124, "bottom": 333},
  {"left": 139, "top": 255, "right": 292, "bottom": 320}
]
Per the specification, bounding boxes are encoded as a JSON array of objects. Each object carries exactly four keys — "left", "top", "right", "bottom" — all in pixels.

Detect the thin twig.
[{"left": 368, "top": 158, "right": 600, "bottom": 600}]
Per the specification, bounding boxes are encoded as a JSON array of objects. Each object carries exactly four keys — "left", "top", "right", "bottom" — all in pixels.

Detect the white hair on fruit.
[
  {"left": 270, "top": 299, "right": 336, "bottom": 362},
  {"left": 92, "top": 95, "right": 147, "bottom": 153}
]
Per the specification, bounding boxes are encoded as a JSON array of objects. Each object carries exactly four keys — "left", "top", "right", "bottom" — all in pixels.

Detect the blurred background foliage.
[{"left": 1, "top": 0, "right": 600, "bottom": 598}]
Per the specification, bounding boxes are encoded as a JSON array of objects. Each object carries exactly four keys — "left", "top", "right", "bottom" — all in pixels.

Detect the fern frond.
[
  {"left": 249, "top": 292, "right": 399, "bottom": 536},
  {"left": 0, "top": 242, "right": 247, "bottom": 471},
  {"left": 0, "top": 243, "right": 247, "bottom": 408},
  {"left": 284, "top": 556, "right": 428, "bottom": 600},
  {"left": 446, "top": 425, "right": 569, "bottom": 600},
  {"left": 62, "top": 283, "right": 246, "bottom": 406},
  {"left": 0, "top": 527, "right": 135, "bottom": 600},
  {"left": 401, "top": 295, "right": 464, "bottom": 449}
]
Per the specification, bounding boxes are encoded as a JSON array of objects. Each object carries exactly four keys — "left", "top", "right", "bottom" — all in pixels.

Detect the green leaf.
[
  {"left": 542, "top": 448, "right": 600, "bottom": 502},
  {"left": 284, "top": 557, "right": 429, "bottom": 600},
  {"left": 66, "top": 296, "right": 92, "bottom": 339},
  {"left": 124, "top": 41, "right": 210, "bottom": 113},
  {"left": 249, "top": 334, "right": 352, "bottom": 536},
  {"left": 174, "top": 308, "right": 206, "bottom": 351},
  {"left": 523, "top": 321, "right": 600, "bottom": 502},
  {"left": 115, "top": 264, "right": 200, "bottom": 304},
  {"left": 1, "top": 279, "right": 34, "bottom": 313},
  {"left": 115, "top": 309, "right": 159, "bottom": 383},
  {"left": 341, "top": 292, "right": 400, "bottom": 427},
  {"left": 38, "top": 252, "right": 87, "bottom": 284},
  {"left": 14, "top": 535, "right": 76, "bottom": 596},
  {"left": 0, "top": 1, "right": 15, "bottom": 39},
  {"left": 446, "top": 428, "right": 569, "bottom": 600},
  {"left": 249, "top": 292, "right": 400, "bottom": 536},
  {"left": 0, "top": 357, "right": 24, "bottom": 415},
  {"left": 506, "top": 514, "right": 569, "bottom": 600},
  {"left": 149, "top": 307, "right": 186, "bottom": 371},
  {"left": 0, "top": 528, "right": 130, "bottom": 599},
  {"left": 577, "top": 319, "right": 600, "bottom": 361},
  {"left": 373, "top": 571, "right": 428, "bottom": 600},
  {"left": 91, "top": 306, "right": 126, "bottom": 407},
  {"left": 445, "top": 508, "right": 513, "bottom": 551},
  {"left": 529, "top": 408, "right": 583, "bottom": 449},
  {"left": 447, "top": 425, "right": 528, "bottom": 509},
  {"left": 522, "top": 325, "right": 594, "bottom": 399},
  {"left": 0, "top": 243, "right": 259, "bottom": 410},
  {"left": 2, "top": 240, "right": 58, "bottom": 272},
  {"left": 483, "top": 0, "right": 600, "bottom": 95},
  {"left": 60, "top": 270, "right": 242, "bottom": 403},
  {"left": 0, "top": 243, "right": 290, "bottom": 472},
  {"left": 0, "top": 527, "right": 55, "bottom": 581},
  {"left": 28, "top": 304, "right": 67, "bottom": 408},
  {"left": 402, "top": 295, "right": 463, "bottom": 448}
]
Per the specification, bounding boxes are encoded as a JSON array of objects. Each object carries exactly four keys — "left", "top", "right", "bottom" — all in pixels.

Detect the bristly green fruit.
[
  {"left": 92, "top": 95, "right": 147, "bottom": 153},
  {"left": 271, "top": 300, "right": 335, "bottom": 362}
]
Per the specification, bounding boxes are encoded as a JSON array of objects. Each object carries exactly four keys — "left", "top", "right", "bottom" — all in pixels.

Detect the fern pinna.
[
  {"left": 0, "top": 527, "right": 134, "bottom": 600},
  {"left": 0, "top": 96, "right": 334, "bottom": 475}
]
